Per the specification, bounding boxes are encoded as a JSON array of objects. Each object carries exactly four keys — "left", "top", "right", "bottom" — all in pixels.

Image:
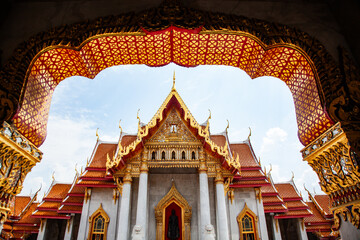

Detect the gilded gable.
[{"left": 147, "top": 108, "right": 199, "bottom": 143}]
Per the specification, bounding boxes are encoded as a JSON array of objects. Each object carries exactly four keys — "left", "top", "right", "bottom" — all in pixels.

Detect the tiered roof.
[
  {"left": 2, "top": 194, "right": 40, "bottom": 239},
  {"left": 58, "top": 174, "right": 86, "bottom": 214},
  {"left": 261, "top": 174, "right": 287, "bottom": 213},
  {"left": 304, "top": 193, "right": 337, "bottom": 239},
  {"left": 274, "top": 181, "right": 312, "bottom": 219},
  {"left": 77, "top": 141, "right": 117, "bottom": 188},
  {"left": 32, "top": 182, "right": 71, "bottom": 219},
  {"left": 229, "top": 139, "right": 269, "bottom": 188}
]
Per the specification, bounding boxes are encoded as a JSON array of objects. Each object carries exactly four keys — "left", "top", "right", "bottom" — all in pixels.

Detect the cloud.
[
  {"left": 21, "top": 114, "right": 98, "bottom": 197},
  {"left": 260, "top": 127, "right": 288, "bottom": 154}
]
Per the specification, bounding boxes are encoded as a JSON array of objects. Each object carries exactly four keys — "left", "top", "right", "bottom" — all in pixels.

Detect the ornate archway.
[
  {"left": 155, "top": 182, "right": 192, "bottom": 240},
  {"left": 0, "top": 0, "right": 359, "bottom": 230}
]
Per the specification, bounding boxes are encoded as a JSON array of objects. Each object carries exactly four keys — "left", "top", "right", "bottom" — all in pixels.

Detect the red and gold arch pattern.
[{"left": 13, "top": 27, "right": 333, "bottom": 147}]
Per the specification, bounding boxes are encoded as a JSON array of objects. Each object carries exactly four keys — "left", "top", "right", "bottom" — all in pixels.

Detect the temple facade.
[{"left": 1, "top": 84, "right": 344, "bottom": 240}]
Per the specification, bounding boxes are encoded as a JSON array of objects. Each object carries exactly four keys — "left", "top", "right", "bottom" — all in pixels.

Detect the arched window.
[
  {"left": 172, "top": 151, "right": 176, "bottom": 160},
  {"left": 88, "top": 204, "right": 109, "bottom": 240},
  {"left": 191, "top": 151, "right": 196, "bottom": 160},
  {"left": 162, "top": 151, "right": 166, "bottom": 160},
  {"left": 237, "top": 203, "right": 259, "bottom": 240},
  {"left": 182, "top": 151, "right": 186, "bottom": 160},
  {"left": 152, "top": 151, "right": 156, "bottom": 160}
]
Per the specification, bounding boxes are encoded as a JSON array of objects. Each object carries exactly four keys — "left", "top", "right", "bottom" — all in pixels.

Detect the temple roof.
[
  {"left": 32, "top": 181, "right": 71, "bottom": 219},
  {"left": 261, "top": 174, "right": 287, "bottom": 213},
  {"left": 107, "top": 85, "right": 241, "bottom": 172},
  {"left": 274, "top": 181, "right": 313, "bottom": 219},
  {"left": 2, "top": 194, "right": 40, "bottom": 239}
]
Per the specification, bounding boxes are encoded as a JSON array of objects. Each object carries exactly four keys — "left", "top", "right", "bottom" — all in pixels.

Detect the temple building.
[{"left": 0, "top": 83, "right": 342, "bottom": 240}]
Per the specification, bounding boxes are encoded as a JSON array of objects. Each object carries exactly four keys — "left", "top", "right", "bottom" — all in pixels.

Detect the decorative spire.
[
  {"left": 226, "top": 119, "right": 229, "bottom": 134},
  {"left": 291, "top": 171, "right": 295, "bottom": 181},
  {"left": 51, "top": 171, "right": 55, "bottom": 182},
  {"left": 137, "top": 109, "right": 141, "bottom": 127},
  {"left": 119, "top": 119, "right": 123, "bottom": 136},
  {"left": 96, "top": 128, "right": 99, "bottom": 141},
  {"left": 248, "top": 127, "right": 252, "bottom": 141},
  {"left": 172, "top": 71, "right": 176, "bottom": 91}
]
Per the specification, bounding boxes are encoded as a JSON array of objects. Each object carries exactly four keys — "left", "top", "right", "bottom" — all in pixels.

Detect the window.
[
  {"left": 162, "top": 151, "right": 166, "bottom": 160},
  {"left": 172, "top": 151, "right": 176, "bottom": 160},
  {"left": 92, "top": 215, "right": 105, "bottom": 240},
  {"left": 182, "top": 151, "right": 186, "bottom": 160},
  {"left": 152, "top": 151, "right": 156, "bottom": 160},
  {"left": 191, "top": 151, "right": 196, "bottom": 160},
  {"left": 88, "top": 204, "right": 109, "bottom": 240},
  {"left": 237, "top": 203, "right": 258, "bottom": 240},
  {"left": 241, "top": 215, "right": 255, "bottom": 240}
]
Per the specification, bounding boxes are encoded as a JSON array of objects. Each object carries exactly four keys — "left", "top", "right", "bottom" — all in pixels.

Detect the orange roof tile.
[
  {"left": 9, "top": 196, "right": 31, "bottom": 217},
  {"left": 82, "top": 171, "right": 106, "bottom": 178},
  {"left": 264, "top": 205, "right": 287, "bottom": 212},
  {"left": 17, "top": 203, "right": 40, "bottom": 225},
  {"left": 210, "top": 135, "right": 226, "bottom": 147},
  {"left": 58, "top": 205, "right": 82, "bottom": 213},
  {"left": 279, "top": 209, "right": 313, "bottom": 217},
  {"left": 121, "top": 135, "right": 137, "bottom": 148},
  {"left": 45, "top": 183, "right": 71, "bottom": 200},
  {"left": 63, "top": 196, "right": 84, "bottom": 204},
  {"left": 230, "top": 143, "right": 259, "bottom": 168},
  {"left": 240, "top": 170, "right": 265, "bottom": 178},
  {"left": 305, "top": 202, "right": 331, "bottom": 224},
  {"left": 287, "top": 201, "right": 308, "bottom": 209},
  {"left": 275, "top": 183, "right": 301, "bottom": 199},
  {"left": 37, "top": 202, "right": 60, "bottom": 209},
  {"left": 89, "top": 143, "right": 117, "bottom": 168},
  {"left": 68, "top": 184, "right": 86, "bottom": 195},
  {"left": 314, "top": 195, "right": 331, "bottom": 216},
  {"left": 263, "top": 196, "right": 283, "bottom": 204}
]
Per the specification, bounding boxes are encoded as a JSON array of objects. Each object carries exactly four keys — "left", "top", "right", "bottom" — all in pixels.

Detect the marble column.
[
  {"left": 117, "top": 172, "right": 132, "bottom": 240},
  {"left": 132, "top": 150, "right": 149, "bottom": 240},
  {"left": 296, "top": 219, "right": 308, "bottom": 240},
  {"left": 199, "top": 152, "right": 215, "bottom": 239},
  {"left": 36, "top": 219, "right": 47, "bottom": 240},
  {"left": 215, "top": 170, "right": 230, "bottom": 240}
]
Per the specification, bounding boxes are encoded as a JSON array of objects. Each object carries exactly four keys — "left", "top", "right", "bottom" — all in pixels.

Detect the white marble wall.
[
  {"left": 36, "top": 219, "right": 47, "bottom": 240},
  {"left": 77, "top": 188, "right": 120, "bottom": 240},
  {"left": 228, "top": 188, "right": 268, "bottom": 240}
]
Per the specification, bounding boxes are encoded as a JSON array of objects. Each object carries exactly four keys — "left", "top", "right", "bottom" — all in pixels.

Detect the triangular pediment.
[{"left": 147, "top": 108, "right": 199, "bottom": 143}]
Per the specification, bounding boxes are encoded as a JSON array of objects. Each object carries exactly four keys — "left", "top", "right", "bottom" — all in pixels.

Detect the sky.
[{"left": 21, "top": 63, "right": 322, "bottom": 199}]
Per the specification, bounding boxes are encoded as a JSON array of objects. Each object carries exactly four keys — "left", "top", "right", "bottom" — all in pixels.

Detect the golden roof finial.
[
  {"left": 248, "top": 127, "right": 252, "bottom": 140},
  {"left": 258, "top": 156, "right": 261, "bottom": 166},
  {"left": 51, "top": 171, "right": 55, "bottom": 182},
  {"left": 172, "top": 71, "right": 176, "bottom": 90},
  {"left": 291, "top": 171, "right": 295, "bottom": 181},
  {"left": 119, "top": 119, "right": 123, "bottom": 136},
  {"left": 226, "top": 119, "right": 229, "bottom": 134},
  {"left": 208, "top": 109, "right": 211, "bottom": 121},
  {"left": 96, "top": 128, "right": 99, "bottom": 141},
  {"left": 75, "top": 163, "right": 78, "bottom": 176}
]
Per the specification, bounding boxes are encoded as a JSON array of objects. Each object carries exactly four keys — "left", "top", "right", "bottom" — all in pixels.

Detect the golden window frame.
[
  {"left": 237, "top": 203, "right": 259, "bottom": 240},
  {"left": 88, "top": 204, "right": 110, "bottom": 240}
]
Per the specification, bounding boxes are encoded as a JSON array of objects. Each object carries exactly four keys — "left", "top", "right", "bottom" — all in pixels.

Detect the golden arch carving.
[
  {"left": 88, "top": 204, "right": 110, "bottom": 240},
  {"left": 237, "top": 203, "right": 259, "bottom": 240},
  {"left": 155, "top": 182, "right": 192, "bottom": 240}
]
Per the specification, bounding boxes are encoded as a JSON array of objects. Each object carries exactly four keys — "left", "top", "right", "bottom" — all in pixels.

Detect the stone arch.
[
  {"left": 0, "top": 0, "right": 357, "bottom": 151},
  {"left": 155, "top": 182, "right": 192, "bottom": 240}
]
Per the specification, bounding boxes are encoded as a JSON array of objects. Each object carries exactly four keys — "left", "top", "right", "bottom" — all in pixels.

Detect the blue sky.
[{"left": 21, "top": 63, "right": 322, "bottom": 198}]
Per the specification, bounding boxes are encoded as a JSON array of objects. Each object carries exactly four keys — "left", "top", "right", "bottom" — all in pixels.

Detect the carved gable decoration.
[{"left": 147, "top": 108, "right": 198, "bottom": 143}]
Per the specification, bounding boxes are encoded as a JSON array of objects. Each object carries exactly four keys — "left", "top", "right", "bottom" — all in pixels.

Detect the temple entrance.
[
  {"left": 155, "top": 182, "right": 192, "bottom": 240},
  {"left": 165, "top": 202, "right": 182, "bottom": 240}
]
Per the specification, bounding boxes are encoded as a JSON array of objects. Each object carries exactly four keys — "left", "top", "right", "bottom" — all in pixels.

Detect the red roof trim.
[
  {"left": 58, "top": 210, "right": 82, "bottom": 214},
  {"left": 12, "top": 223, "right": 39, "bottom": 227},
  {"left": 76, "top": 183, "right": 116, "bottom": 188},
  {"left": 275, "top": 214, "right": 312, "bottom": 219},
  {"left": 239, "top": 167, "right": 262, "bottom": 171},
  {"left": 32, "top": 215, "right": 70, "bottom": 219},
  {"left": 288, "top": 207, "right": 309, "bottom": 210},
  {"left": 262, "top": 193, "right": 279, "bottom": 197},
  {"left": 37, "top": 207, "right": 58, "bottom": 211},
  {"left": 264, "top": 209, "right": 288, "bottom": 213},
  {"left": 42, "top": 198, "right": 63, "bottom": 202},
  {"left": 85, "top": 167, "right": 106, "bottom": 171},
  {"left": 230, "top": 183, "right": 270, "bottom": 188},
  {"left": 61, "top": 202, "right": 83, "bottom": 206},
  {"left": 235, "top": 177, "right": 267, "bottom": 181},
  {"left": 263, "top": 202, "right": 284, "bottom": 206},
  {"left": 80, "top": 177, "right": 108, "bottom": 181},
  {"left": 67, "top": 193, "right": 84, "bottom": 197},
  {"left": 282, "top": 197, "right": 303, "bottom": 201}
]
